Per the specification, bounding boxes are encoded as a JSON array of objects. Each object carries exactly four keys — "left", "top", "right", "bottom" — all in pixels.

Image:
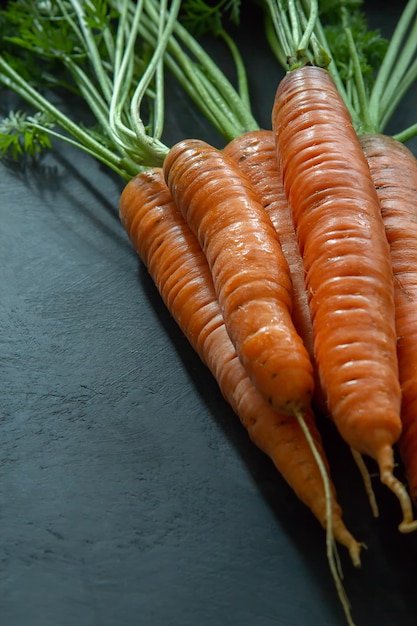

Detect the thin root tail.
[
  {"left": 350, "top": 448, "right": 379, "bottom": 518},
  {"left": 295, "top": 412, "right": 357, "bottom": 626},
  {"left": 346, "top": 539, "right": 363, "bottom": 569},
  {"left": 379, "top": 448, "right": 417, "bottom": 533}
]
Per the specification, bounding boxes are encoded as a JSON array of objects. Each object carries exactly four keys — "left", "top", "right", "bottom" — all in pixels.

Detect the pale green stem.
[
  {"left": 64, "top": 57, "right": 112, "bottom": 133},
  {"left": 295, "top": 0, "right": 355, "bottom": 122},
  {"left": 139, "top": 9, "right": 255, "bottom": 139},
  {"left": 393, "top": 121, "right": 417, "bottom": 143},
  {"left": 69, "top": 0, "right": 114, "bottom": 104},
  {"left": 152, "top": 0, "right": 169, "bottom": 141},
  {"left": 113, "top": 0, "right": 131, "bottom": 78},
  {"left": 380, "top": 57, "right": 417, "bottom": 131},
  {"left": 219, "top": 30, "right": 253, "bottom": 115},
  {"left": 163, "top": 55, "right": 225, "bottom": 132},
  {"left": 102, "top": 19, "right": 116, "bottom": 65},
  {"left": 266, "top": 0, "right": 320, "bottom": 68},
  {"left": 128, "top": 0, "right": 182, "bottom": 160},
  {"left": 266, "top": 0, "right": 293, "bottom": 61},
  {"left": 344, "top": 27, "right": 374, "bottom": 134},
  {"left": 296, "top": 0, "right": 318, "bottom": 53},
  {"left": 380, "top": 12, "right": 417, "bottom": 117},
  {"left": 369, "top": 0, "right": 417, "bottom": 129},
  {"left": 149, "top": 30, "right": 249, "bottom": 138},
  {"left": 0, "top": 57, "right": 137, "bottom": 176},
  {"left": 265, "top": 13, "right": 287, "bottom": 68},
  {"left": 146, "top": 0, "right": 257, "bottom": 131},
  {"left": 109, "top": 0, "right": 145, "bottom": 149},
  {"left": 288, "top": 0, "right": 301, "bottom": 47},
  {"left": 191, "top": 65, "right": 250, "bottom": 139},
  {"left": 56, "top": 0, "right": 85, "bottom": 43},
  {"left": 26, "top": 122, "right": 140, "bottom": 180}
]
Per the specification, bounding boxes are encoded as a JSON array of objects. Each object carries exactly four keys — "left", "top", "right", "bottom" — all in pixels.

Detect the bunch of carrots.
[{"left": 2, "top": 0, "right": 417, "bottom": 624}]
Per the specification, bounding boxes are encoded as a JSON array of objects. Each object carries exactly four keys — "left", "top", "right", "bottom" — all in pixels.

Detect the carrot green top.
[
  {"left": 264, "top": 0, "right": 417, "bottom": 140},
  {"left": 1, "top": 0, "right": 416, "bottom": 168},
  {"left": 0, "top": 0, "right": 258, "bottom": 178}
]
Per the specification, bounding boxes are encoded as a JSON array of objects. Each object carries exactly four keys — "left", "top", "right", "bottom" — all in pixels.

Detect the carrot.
[
  {"left": 359, "top": 133, "right": 417, "bottom": 505},
  {"left": 118, "top": 166, "right": 362, "bottom": 569},
  {"left": 223, "top": 129, "right": 378, "bottom": 518},
  {"left": 223, "top": 129, "right": 327, "bottom": 416},
  {"left": 272, "top": 64, "right": 417, "bottom": 533},
  {"left": 163, "top": 138, "right": 315, "bottom": 416}
]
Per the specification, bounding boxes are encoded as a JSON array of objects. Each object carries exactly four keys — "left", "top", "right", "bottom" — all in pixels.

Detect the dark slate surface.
[{"left": 2, "top": 3, "right": 417, "bottom": 625}]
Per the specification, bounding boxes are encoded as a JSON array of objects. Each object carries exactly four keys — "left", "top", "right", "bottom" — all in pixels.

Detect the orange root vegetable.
[
  {"left": 360, "top": 133, "right": 417, "bottom": 509},
  {"left": 163, "top": 138, "right": 315, "bottom": 416},
  {"left": 272, "top": 65, "right": 417, "bottom": 533},
  {"left": 119, "top": 167, "right": 362, "bottom": 567},
  {"left": 223, "top": 129, "right": 326, "bottom": 415}
]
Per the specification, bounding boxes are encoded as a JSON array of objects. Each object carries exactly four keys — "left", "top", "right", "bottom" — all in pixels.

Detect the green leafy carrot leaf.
[
  {"left": 322, "top": 10, "right": 388, "bottom": 89},
  {"left": 318, "top": 0, "right": 363, "bottom": 24},
  {"left": 82, "top": 0, "right": 118, "bottom": 31},
  {"left": 0, "top": 0, "right": 84, "bottom": 59},
  {"left": 179, "top": 0, "right": 241, "bottom": 37},
  {"left": 0, "top": 0, "right": 117, "bottom": 80},
  {"left": 0, "top": 110, "right": 54, "bottom": 159},
  {"left": 0, "top": 1, "right": 88, "bottom": 96}
]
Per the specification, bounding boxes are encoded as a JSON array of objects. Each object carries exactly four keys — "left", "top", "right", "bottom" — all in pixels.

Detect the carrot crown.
[{"left": 265, "top": 0, "right": 331, "bottom": 71}]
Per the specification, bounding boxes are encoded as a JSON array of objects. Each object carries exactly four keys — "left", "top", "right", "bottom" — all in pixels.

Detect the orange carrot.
[
  {"left": 118, "top": 167, "right": 362, "bottom": 568},
  {"left": 272, "top": 65, "right": 417, "bottom": 532},
  {"left": 360, "top": 133, "right": 417, "bottom": 505},
  {"left": 223, "top": 129, "right": 326, "bottom": 416},
  {"left": 162, "top": 138, "right": 314, "bottom": 417}
]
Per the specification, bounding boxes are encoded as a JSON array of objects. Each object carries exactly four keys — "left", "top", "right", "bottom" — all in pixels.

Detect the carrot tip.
[
  {"left": 398, "top": 519, "right": 417, "bottom": 534},
  {"left": 334, "top": 527, "right": 363, "bottom": 568},
  {"left": 346, "top": 547, "right": 360, "bottom": 569},
  {"left": 348, "top": 542, "right": 362, "bottom": 568},
  {"left": 379, "top": 450, "right": 417, "bottom": 534}
]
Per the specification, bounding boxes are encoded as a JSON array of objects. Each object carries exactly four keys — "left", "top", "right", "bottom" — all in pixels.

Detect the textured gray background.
[{"left": 2, "top": 2, "right": 417, "bottom": 625}]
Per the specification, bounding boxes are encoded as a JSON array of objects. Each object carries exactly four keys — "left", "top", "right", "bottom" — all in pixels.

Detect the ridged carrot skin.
[
  {"left": 272, "top": 66, "right": 415, "bottom": 531},
  {"left": 163, "top": 139, "right": 314, "bottom": 416},
  {"left": 360, "top": 134, "right": 417, "bottom": 503},
  {"left": 223, "top": 130, "right": 326, "bottom": 415},
  {"left": 119, "top": 167, "right": 361, "bottom": 562}
]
